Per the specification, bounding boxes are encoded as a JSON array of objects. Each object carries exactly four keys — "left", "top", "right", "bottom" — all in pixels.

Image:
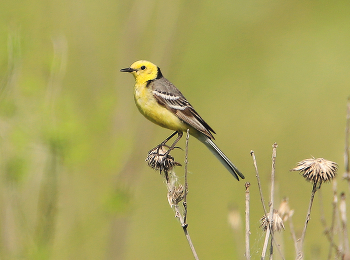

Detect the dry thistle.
[
  {"left": 260, "top": 209, "right": 285, "bottom": 232},
  {"left": 291, "top": 158, "right": 338, "bottom": 257},
  {"left": 146, "top": 145, "right": 181, "bottom": 173},
  {"left": 291, "top": 158, "right": 338, "bottom": 185}
]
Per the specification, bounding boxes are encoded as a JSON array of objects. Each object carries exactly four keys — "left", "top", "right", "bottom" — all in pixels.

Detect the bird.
[{"left": 120, "top": 60, "right": 244, "bottom": 180}]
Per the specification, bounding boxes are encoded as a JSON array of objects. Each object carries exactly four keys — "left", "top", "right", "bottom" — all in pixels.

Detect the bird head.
[{"left": 120, "top": 60, "right": 161, "bottom": 84}]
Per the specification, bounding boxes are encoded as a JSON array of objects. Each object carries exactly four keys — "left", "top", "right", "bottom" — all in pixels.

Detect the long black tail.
[{"left": 197, "top": 134, "right": 244, "bottom": 180}]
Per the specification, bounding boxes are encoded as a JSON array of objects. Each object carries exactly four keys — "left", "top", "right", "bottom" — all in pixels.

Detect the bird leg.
[
  {"left": 146, "top": 131, "right": 183, "bottom": 175},
  {"left": 160, "top": 131, "right": 179, "bottom": 146},
  {"left": 149, "top": 131, "right": 183, "bottom": 159},
  {"left": 164, "top": 131, "right": 183, "bottom": 153}
]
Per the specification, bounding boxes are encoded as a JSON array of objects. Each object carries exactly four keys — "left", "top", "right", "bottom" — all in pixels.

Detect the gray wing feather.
[{"left": 149, "top": 77, "right": 215, "bottom": 139}]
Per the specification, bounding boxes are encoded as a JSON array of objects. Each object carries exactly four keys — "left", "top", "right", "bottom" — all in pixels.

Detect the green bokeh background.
[{"left": 0, "top": 0, "right": 349, "bottom": 259}]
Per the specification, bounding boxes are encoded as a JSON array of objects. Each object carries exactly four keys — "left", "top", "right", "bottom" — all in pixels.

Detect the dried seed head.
[
  {"left": 291, "top": 158, "right": 338, "bottom": 185},
  {"left": 278, "top": 197, "right": 294, "bottom": 221},
  {"left": 260, "top": 209, "right": 285, "bottom": 232},
  {"left": 146, "top": 145, "right": 181, "bottom": 173},
  {"left": 167, "top": 185, "right": 187, "bottom": 206}
]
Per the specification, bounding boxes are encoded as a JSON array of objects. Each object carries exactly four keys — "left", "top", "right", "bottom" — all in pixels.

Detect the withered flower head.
[
  {"left": 167, "top": 185, "right": 186, "bottom": 206},
  {"left": 291, "top": 158, "right": 338, "bottom": 185},
  {"left": 260, "top": 210, "right": 285, "bottom": 232},
  {"left": 146, "top": 145, "right": 181, "bottom": 173}
]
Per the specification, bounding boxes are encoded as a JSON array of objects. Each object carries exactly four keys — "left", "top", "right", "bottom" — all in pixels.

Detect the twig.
[
  {"left": 158, "top": 129, "right": 197, "bottom": 259},
  {"left": 262, "top": 226, "right": 271, "bottom": 260},
  {"left": 340, "top": 193, "right": 349, "bottom": 255},
  {"left": 261, "top": 143, "right": 278, "bottom": 260},
  {"left": 172, "top": 129, "right": 198, "bottom": 260},
  {"left": 318, "top": 181, "right": 344, "bottom": 259},
  {"left": 327, "top": 181, "right": 338, "bottom": 259},
  {"left": 250, "top": 151, "right": 268, "bottom": 217},
  {"left": 269, "top": 238, "right": 273, "bottom": 260},
  {"left": 326, "top": 192, "right": 344, "bottom": 258},
  {"left": 269, "top": 143, "right": 277, "bottom": 259},
  {"left": 270, "top": 143, "right": 278, "bottom": 215},
  {"left": 183, "top": 228, "right": 199, "bottom": 260},
  {"left": 337, "top": 196, "right": 344, "bottom": 258},
  {"left": 318, "top": 187, "right": 336, "bottom": 260},
  {"left": 183, "top": 129, "right": 189, "bottom": 224},
  {"left": 250, "top": 149, "right": 274, "bottom": 260},
  {"left": 298, "top": 182, "right": 318, "bottom": 259},
  {"left": 245, "top": 182, "right": 251, "bottom": 260},
  {"left": 344, "top": 97, "right": 350, "bottom": 189},
  {"left": 173, "top": 205, "right": 199, "bottom": 260}
]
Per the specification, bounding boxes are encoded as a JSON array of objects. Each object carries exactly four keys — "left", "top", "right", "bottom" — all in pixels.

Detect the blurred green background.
[{"left": 0, "top": 0, "right": 349, "bottom": 259}]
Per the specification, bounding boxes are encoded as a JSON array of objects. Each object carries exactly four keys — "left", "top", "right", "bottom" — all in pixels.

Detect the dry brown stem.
[{"left": 245, "top": 182, "right": 251, "bottom": 260}]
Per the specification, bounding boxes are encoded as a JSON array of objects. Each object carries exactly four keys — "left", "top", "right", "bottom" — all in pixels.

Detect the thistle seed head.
[
  {"left": 291, "top": 158, "right": 338, "bottom": 185},
  {"left": 146, "top": 145, "right": 181, "bottom": 173},
  {"left": 260, "top": 209, "right": 285, "bottom": 232}
]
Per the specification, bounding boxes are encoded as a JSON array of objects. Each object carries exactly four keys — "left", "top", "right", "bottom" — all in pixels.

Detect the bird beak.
[{"left": 120, "top": 67, "right": 137, "bottom": 73}]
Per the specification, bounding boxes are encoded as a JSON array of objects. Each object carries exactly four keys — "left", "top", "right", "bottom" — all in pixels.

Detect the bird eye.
[{"left": 140, "top": 65, "right": 146, "bottom": 70}]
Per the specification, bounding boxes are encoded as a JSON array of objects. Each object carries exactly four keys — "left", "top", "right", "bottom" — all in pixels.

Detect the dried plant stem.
[
  {"left": 326, "top": 181, "right": 338, "bottom": 259},
  {"left": 183, "top": 129, "right": 189, "bottom": 224},
  {"left": 318, "top": 187, "right": 340, "bottom": 259},
  {"left": 297, "top": 182, "right": 318, "bottom": 259},
  {"left": 269, "top": 239, "right": 273, "bottom": 260},
  {"left": 319, "top": 187, "right": 343, "bottom": 259},
  {"left": 245, "top": 182, "right": 251, "bottom": 260},
  {"left": 344, "top": 98, "right": 350, "bottom": 188},
  {"left": 261, "top": 143, "right": 278, "bottom": 260},
  {"left": 342, "top": 99, "right": 350, "bottom": 257},
  {"left": 269, "top": 143, "right": 278, "bottom": 215},
  {"left": 173, "top": 129, "right": 199, "bottom": 260},
  {"left": 326, "top": 202, "right": 344, "bottom": 259},
  {"left": 250, "top": 151, "right": 268, "bottom": 217},
  {"left": 321, "top": 181, "right": 345, "bottom": 259},
  {"left": 250, "top": 149, "right": 272, "bottom": 260},
  {"left": 340, "top": 193, "right": 349, "bottom": 255},
  {"left": 183, "top": 228, "right": 198, "bottom": 260},
  {"left": 269, "top": 143, "right": 277, "bottom": 260},
  {"left": 173, "top": 205, "right": 199, "bottom": 260},
  {"left": 301, "top": 182, "right": 317, "bottom": 243},
  {"left": 262, "top": 227, "right": 271, "bottom": 260}
]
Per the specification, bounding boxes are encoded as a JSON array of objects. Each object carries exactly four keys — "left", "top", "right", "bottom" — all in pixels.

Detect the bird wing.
[{"left": 149, "top": 77, "right": 216, "bottom": 139}]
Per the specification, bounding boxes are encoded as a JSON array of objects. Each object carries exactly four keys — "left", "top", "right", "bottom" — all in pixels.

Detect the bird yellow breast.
[{"left": 134, "top": 83, "right": 188, "bottom": 132}]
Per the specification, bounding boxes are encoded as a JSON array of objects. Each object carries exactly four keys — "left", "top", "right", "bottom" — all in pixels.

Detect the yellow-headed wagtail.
[{"left": 121, "top": 60, "right": 244, "bottom": 180}]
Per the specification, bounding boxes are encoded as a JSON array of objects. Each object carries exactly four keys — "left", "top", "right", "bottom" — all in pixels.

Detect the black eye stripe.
[{"left": 141, "top": 65, "right": 146, "bottom": 70}]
